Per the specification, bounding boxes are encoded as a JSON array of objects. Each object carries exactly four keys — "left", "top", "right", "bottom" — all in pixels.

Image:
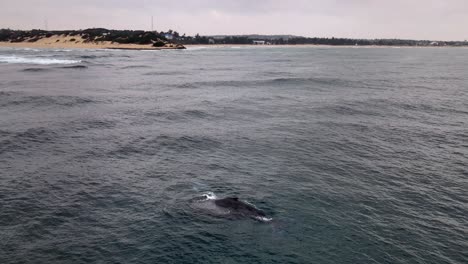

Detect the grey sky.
[{"left": 1, "top": 0, "right": 467, "bottom": 40}]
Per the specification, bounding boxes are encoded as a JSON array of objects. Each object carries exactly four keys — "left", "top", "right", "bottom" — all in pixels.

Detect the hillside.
[{"left": 0, "top": 28, "right": 186, "bottom": 50}]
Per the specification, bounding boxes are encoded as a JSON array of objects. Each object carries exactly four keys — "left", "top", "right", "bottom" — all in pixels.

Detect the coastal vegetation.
[
  {"left": 0, "top": 28, "right": 185, "bottom": 49},
  {"left": 178, "top": 34, "right": 468, "bottom": 46},
  {"left": 1, "top": 28, "right": 467, "bottom": 47}
]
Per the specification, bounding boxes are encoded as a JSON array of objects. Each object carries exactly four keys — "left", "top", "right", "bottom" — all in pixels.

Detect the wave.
[
  {"left": 171, "top": 83, "right": 200, "bottom": 89},
  {"left": 0, "top": 127, "right": 59, "bottom": 154},
  {"left": 121, "top": 65, "right": 152, "bottom": 69},
  {"left": 261, "top": 59, "right": 294, "bottom": 63},
  {"left": 174, "top": 77, "right": 352, "bottom": 89},
  {"left": 183, "top": 110, "right": 211, "bottom": 119},
  {"left": 267, "top": 77, "right": 352, "bottom": 87},
  {"left": 0, "top": 91, "right": 14, "bottom": 96},
  {"left": 79, "top": 54, "right": 120, "bottom": 59},
  {"left": 67, "top": 119, "right": 117, "bottom": 132},
  {"left": 261, "top": 71, "right": 294, "bottom": 77},
  {"left": 0, "top": 95, "right": 95, "bottom": 108},
  {"left": 109, "top": 134, "right": 222, "bottom": 158},
  {"left": 59, "top": 65, "right": 88, "bottom": 69},
  {"left": 143, "top": 71, "right": 184, "bottom": 76},
  {"left": 22, "top": 68, "right": 51, "bottom": 72},
  {"left": 79, "top": 55, "right": 98, "bottom": 59},
  {"left": 19, "top": 48, "right": 41, "bottom": 52},
  {"left": 0, "top": 55, "right": 81, "bottom": 65},
  {"left": 144, "top": 109, "right": 213, "bottom": 121},
  {"left": 0, "top": 130, "right": 12, "bottom": 142}
]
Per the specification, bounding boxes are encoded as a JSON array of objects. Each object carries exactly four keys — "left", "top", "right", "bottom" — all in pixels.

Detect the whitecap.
[
  {"left": 201, "top": 192, "right": 217, "bottom": 200},
  {"left": 0, "top": 56, "right": 81, "bottom": 65},
  {"left": 255, "top": 216, "right": 273, "bottom": 222},
  {"left": 21, "top": 48, "right": 41, "bottom": 52}
]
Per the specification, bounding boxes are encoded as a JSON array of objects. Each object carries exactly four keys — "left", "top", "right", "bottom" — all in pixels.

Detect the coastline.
[
  {"left": 0, "top": 35, "right": 184, "bottom": 50},
  {"left": 1, "top": 41, "right": 464, "bottom": 51},
  {"left": 184, "top": 44, "right": 467, "bottom": 49}
]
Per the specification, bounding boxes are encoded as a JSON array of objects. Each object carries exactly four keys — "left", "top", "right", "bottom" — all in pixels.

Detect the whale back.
[{"left": 214, "top": 197, "right": 266, "bottom": 217}]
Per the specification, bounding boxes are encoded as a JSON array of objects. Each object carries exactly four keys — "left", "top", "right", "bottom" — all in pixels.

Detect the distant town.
[
  {"left": 1, "top": 28, "right": 468, "bottom": 47},
  {"left": 181, "top": 33, "right": 468, "bottom": 47}
]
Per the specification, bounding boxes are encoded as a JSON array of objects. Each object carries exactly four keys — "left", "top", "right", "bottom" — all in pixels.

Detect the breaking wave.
[{"left": 0, "top": 55, "right": 81, "bottom": 65}]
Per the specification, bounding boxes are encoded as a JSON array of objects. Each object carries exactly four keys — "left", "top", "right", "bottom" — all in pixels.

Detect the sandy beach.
[
  {"left": 0, "top": 35, "right": 184, "bottom": 50},
  {"left": 0, "top": 37, "right": 458, "bottom": 50}
]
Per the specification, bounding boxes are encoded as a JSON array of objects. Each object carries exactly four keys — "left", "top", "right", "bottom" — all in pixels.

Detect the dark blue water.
[{"left": 0, "top": 46, "right": 467, "bottom": 264}]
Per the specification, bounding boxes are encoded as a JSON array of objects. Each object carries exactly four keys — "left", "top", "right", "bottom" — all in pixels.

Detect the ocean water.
[{"left": 0, "top": 46, "right": 467, "bottom": 264}]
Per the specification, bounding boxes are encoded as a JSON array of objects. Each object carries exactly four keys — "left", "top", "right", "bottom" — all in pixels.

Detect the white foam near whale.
[
  {"left": 255, "top": 216, "right": 273, "bottom": 222},
  {"left": 201, "top": 192, "right": 218, "bottom": 200},
  {"left": 0, "top": 55, "right": 81, "bottom": 65}
]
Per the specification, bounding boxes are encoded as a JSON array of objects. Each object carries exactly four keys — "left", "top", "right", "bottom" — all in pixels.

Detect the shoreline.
[
  {"left": 0, "top": 41, "right": 184, "bottom": 50},
  {"left": 1, "top": 42, "right": 465, "bottom": 51},
  {"left": 0, "top": 35, "right": 185, "bottom": 50},
  {"left": 185, "top": 44, "right": 468, "bottom": 49}
]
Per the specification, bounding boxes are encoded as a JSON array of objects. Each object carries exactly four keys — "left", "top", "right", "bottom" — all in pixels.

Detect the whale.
[
  {"left": 214, "top": 197, "right": 268, "bottom": 219},
  {"left": 191, "top": 193, "right": 272, "bottom": 221}
]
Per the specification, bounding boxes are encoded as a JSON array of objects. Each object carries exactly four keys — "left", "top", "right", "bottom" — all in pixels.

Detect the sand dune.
[{"left": 0, "top": 34, "right": 184, "bottom": 50}]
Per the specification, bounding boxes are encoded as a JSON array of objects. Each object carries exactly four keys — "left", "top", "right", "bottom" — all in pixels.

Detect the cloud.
[{"left": 1, "top": 0, "right": 467, "bottom": 40}]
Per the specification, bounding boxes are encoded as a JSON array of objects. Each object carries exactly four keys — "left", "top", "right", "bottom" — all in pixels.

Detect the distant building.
[
  {"left": 208, "top": 38, "right": 215, "bottom": 44},
  {"left": 164, "top": 33, "right": 174, "bottom": 40},
  {"left": 253, "top": 40, "right": 266, "bottom": 45}
]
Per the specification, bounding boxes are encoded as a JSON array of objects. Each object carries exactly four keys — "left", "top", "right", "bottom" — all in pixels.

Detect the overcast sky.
[{"left": 1, "top": 0, "right": 467, "bottom": 40}]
